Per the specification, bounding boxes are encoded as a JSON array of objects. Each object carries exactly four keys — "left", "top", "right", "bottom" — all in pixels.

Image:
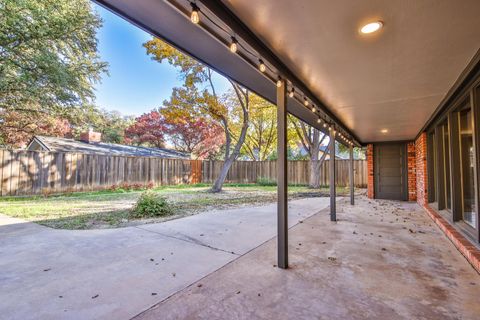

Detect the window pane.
[
  {"left": 459, "top": 108, "right": 477, "bottom": 228},
  {"left": 443, "top": 124, "right": 451, "bottom": 210},
  {"left": 428, "top": 132, "right": 436, "bottom": 202}
]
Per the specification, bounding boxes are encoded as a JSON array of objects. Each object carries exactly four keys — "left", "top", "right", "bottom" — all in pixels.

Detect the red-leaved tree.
[
  {"left": 164, "top": 115, "right": 224, "bottom": 159},
  {"left": 124, "top": 111, "right": 167, "bottom": 148}
]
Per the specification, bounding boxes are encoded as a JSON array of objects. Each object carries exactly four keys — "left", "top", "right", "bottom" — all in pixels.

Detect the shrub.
[
  {"left": 109, "top": 182, "right": 155, "bottom": 192},
  {"left": 130, "top": 191, "right": 174, "bottom": 219},
  {"left": 256, "top": 177, "right": 277, "bottom": 186}
]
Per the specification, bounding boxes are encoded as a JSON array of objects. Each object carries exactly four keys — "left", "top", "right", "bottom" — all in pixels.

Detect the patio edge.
[{"left": 423, "top": 204, "right": 480, "bottom": 274}]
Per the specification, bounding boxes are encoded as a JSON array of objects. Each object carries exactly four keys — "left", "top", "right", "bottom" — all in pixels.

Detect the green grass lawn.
[{"left": 0, "top": 183, "right": 352, "bottom": 230}]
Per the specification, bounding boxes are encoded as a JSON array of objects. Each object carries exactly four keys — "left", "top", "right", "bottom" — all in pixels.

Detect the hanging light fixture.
[
  {"left": 276, "top": 76, "right": 283, "bottom": 88},
  {"left": 229, "top": 37, "right": 238, "bottom": 53},
  {"left": 258, "top": 59, "right": 266, "bottom": 72},
  {"left": 289, "top": 88, "right": 295, "bottom": 98},
  {"left": 190, "top": 3, "right": 200, "bottom": 24}
]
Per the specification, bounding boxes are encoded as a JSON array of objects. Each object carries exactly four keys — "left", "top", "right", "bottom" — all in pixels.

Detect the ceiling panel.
[{"left": 221, "top": 0, "right": 480, "bottom": 141}]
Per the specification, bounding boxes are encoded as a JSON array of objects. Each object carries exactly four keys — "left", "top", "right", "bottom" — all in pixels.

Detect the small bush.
[
  {"left": 256, "top": 177, "right": 277, "bottom": 186},
  {"left": 131, "top": 191, "right": 174, "bottom": 219},
  {"left": 109, "top": 182, "right": 155, "bottom": 192}
]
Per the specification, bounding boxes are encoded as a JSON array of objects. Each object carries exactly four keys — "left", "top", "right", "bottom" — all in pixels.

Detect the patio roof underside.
[{"left": 95, "top": 0, "right": 480, "bottom": 144}]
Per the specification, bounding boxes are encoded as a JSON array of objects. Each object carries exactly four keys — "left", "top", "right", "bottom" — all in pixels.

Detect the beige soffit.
[{"left": 221, "top": 0, "right": 480, "bottom": 142}]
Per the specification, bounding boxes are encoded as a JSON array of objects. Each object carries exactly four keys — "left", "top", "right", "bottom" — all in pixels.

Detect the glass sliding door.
[
  {"left": 443, "top": 123, "right": 451, "bottom": 210},
  {"left": 427, "top": 132, "right": 436, "bottom": 203},
  {"left": 459, "top": 105, "right": 477, "bottom": 228}
]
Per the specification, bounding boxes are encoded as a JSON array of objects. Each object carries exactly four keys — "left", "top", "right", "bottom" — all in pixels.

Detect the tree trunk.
[
  {"left": 211, "top": 154, "right": 235, "bottom": 192},
  {"left": 309, "top": 133, "right": 329, "bottom": 188},
  {"left": 211, "top": 120, "right": 248, "bottom": 192},
  {"left": 308, "top": 129, "right": 320, "bottom": 188},
  {"left": 211, "top": 83, "right": 249, "bottom": 192}
]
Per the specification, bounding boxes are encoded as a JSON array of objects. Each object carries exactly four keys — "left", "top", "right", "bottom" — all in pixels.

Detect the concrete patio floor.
[
  {"left": 0, "top": 197, "right": 331, "bottom": 320},
  {"left": 136, "top": 197, "right": 480, "bottom": 320}
]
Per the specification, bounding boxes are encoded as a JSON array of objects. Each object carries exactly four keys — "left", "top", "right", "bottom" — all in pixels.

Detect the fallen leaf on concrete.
[
  {"left": 197, "top": 284, "right": 203, "bottom": 288},
  {"left": 381, "top": 248, "right": 387, "bottom": 251},
  {"left": 236, "top": 291, "right": 241, "bottom": 294},
  {"left": 43, "top": 268, "right": 51, "bottom": 272},
  {"left": 328, "top": 257, "right": 337, "bottom": 261},
  {"left": 150, "top": 258, "right": 154, "bottom": 261},
  {"left": 91, "top": 294, "right": 99, "bottom": 299},
  {"left": 151, "top": 293, "right": 157, "bottom": 296},
  {"left": 172, "top": 273, "right": 176, "bottom": 277}
]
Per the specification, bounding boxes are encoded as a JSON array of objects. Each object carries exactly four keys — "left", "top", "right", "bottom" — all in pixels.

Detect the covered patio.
[
  {"left": 135, "top": 196, "right": 480, "bottom": 320},
  {"left": 90, "top": 0, "right": 480, "bottom": 318}
]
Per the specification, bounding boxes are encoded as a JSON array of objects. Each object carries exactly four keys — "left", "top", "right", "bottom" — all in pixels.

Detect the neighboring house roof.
[{"left": 27, "top": 136, "right": 190, "bottom": 159}]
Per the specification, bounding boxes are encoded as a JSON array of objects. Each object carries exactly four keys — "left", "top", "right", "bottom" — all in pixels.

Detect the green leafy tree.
[
  {"left": 289, "top": 115, "right": 332, "bottom": 188},
  {"left": 232, "top": 93, "right": 277, "bottom": 161},
  {"left": 0, "top": 0, "right": 107, "bottom": 145},
  {"left": 144, "top": 38, "right": 249, "bottom": 192}
]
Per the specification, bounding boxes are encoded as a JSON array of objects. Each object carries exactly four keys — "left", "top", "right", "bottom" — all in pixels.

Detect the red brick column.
[
  {"left": 415, "top": 133, "right": 428, "bottom": 205},
  {"left": 366, "top": 144, "right": 374, "bottom": 199},
  {"left": 407, "top": 142, "right": 417, "bottom": 201}
]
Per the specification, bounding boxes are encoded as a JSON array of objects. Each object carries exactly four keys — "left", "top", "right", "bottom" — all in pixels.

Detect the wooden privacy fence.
[
  {"left": 201, "top": 159, "right": 367, "bottom": 187},
  {"left": 0, "top": 149, "right": 367, "bottom": 196}
]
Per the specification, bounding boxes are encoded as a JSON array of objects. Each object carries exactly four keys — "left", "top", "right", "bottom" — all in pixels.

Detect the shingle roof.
[{"left": 29, "top": 136, "right": 190, "bottom": 159}]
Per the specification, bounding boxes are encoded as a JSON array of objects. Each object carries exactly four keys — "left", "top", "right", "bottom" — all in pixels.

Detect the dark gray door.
[{"left": 374, "top": 143, "right": 407, "bottom": 200}]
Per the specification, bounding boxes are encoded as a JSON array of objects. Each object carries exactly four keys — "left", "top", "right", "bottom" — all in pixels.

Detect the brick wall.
[
  {"left": 367, "top": 144, "right": 374, "bottom": 199},
  {"left": 407, "top": 142, "right": 417, "bottom": 201},
  {"left": 415, "top": 133, "right": 428, "bottom": 205}
]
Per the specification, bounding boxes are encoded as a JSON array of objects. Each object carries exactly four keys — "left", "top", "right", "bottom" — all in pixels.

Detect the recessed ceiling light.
[
  {"left": 360, "top": 21, "right": 383, "bottom": 34},
  {"left": 380, "top": 129, "right": 389, "bottom": 134}
]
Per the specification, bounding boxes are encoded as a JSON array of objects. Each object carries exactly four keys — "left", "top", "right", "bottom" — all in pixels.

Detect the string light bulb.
[
  {"left": 289, "top": 88, "right": 295, "bottom": 98},
  {"left": 276, "top": 77, "right": 282, "bottom": 88},
  {"left": 258, "top": 59, "right": 266, "bottom": 72},
  {"left": 317, "top": 118, "right": 321, "bottom": 124},
  {"left": 304, "top": 98, "right": 309, "bottom": 106},
  {"left": 190, "top": 3, "right": 200, "bottom": 24},
  {"left": 323, "top": 123, "right": 327, "bottom": 128},
  {"left": 229, "top": 37, "right": 238, "bottom": 53},
  {"left": 311, "top": 106, "right": 316, "bottom": 112}
]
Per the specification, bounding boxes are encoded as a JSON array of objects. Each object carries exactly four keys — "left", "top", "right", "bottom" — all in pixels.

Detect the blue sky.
[{"left": 92, "top": 4, "right": 230, "bottom": 117}]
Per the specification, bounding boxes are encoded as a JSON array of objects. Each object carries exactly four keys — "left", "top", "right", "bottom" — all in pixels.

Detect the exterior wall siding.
[
  {"left": 415, "top": 133, "right": 428, "bottom": 205},
  {"left": 367, "top": 144, "right": 374, "bottom": 199}
]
